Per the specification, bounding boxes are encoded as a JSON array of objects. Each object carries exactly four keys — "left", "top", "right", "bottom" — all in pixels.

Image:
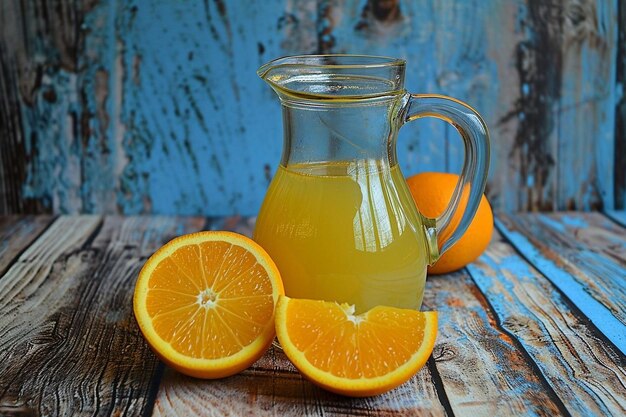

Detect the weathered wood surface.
[
  {"left": 616, "top": 0, "right": 626, "bottom": 210},
  {"left": 0, "top": 216, "right": 206, "bottom": 416},
  {"left": 0, "top": 0, "right": 622, "bottom": 216},
  {"left": 467, "top": 229, "right": 626, "bottom": 417},
  {"left": 0, "top": 215, "right": 53, "bottom": 275},
  {"left": 496, "top": 212, "right": 626, "bottom": 352},
  {"left": 153, "top": 351, "right": 447, "bottom": 417},
  {"left": 422, "top": 271, "right": 566, "bottom": 416},
  {"left": 0, "top": 213, "right": 625, "bottom": 416},
  {"left": 605, "top": 209, "right": 626, "bottom": 228}
]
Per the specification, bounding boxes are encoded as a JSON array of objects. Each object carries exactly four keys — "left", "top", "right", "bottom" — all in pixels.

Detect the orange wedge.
[
  {"left": 133, "top": 231, "right": 284, "bottom": 379},
  {"left": 275, "top": 296, "right": 437, "bottom": 396}
]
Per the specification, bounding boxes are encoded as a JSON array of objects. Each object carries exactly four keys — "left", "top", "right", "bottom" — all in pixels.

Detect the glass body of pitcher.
[{"left": 254, "top": 55, "right": 490, "bottom": 313}]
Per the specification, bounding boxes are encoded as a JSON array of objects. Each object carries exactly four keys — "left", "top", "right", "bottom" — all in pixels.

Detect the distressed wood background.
[{"left": 0, "top": 0, "right": 623, "bottom": 216}]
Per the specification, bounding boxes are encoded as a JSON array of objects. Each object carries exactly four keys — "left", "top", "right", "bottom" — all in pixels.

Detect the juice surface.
[{"left": 254, "top": 160, "right": 428, "bottom": 313}]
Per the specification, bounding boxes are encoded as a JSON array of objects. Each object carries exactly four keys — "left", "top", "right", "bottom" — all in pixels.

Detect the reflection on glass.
[{"left": 254, "top": 159, "right": 427, "bottom": 313}]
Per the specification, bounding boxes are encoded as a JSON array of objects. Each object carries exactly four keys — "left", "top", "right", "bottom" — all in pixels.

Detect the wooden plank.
[
  {"left": 496, "top": 212, "right": 626, "bottom": 353},
  {"left": 466, "top": 228, "right": 626, "bottom": 417},
  {"left": 615, "top": 0, "right": 626, "bottom": 209},
  {"left": 0, "top": 5, "right": 41, "bottom": 214},
  {"left": 0, "top": 216, "right": 54, "bottom": 275},
  {"left": 153, "top": 347, "right": 447, "bottom": 417},
  {"left": 0, "top": 33, "right": 24, "bottom": 213},
  {"left": 0, "top": 215, "right": 205, "bottom": 416},
  {"left": 0, "top": 216, "right": 101, "bottom": 312},
  {"left": 422, "top": 271, "right": 567, "bottom": 416},
  {"left": 558, "top": 0, "right": 617, "bottom": 210},
  {"left": 604, "top": 210, "right": 626, "bottom": 227},
  {"left": 0, "top": 0, "right": 93, "bottom": 214}
]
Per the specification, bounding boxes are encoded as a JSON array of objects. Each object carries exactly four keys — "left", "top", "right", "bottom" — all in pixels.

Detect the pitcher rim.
[
  {"left": 258, "top": 54, "right": 406, "bottom": 101},
  {"left": 257, "top": 54, "right": 405, "bottom": 77}
]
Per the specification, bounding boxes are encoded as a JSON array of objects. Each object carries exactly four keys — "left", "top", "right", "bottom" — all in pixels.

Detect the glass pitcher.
[{"left": 254, "top": 55, "right": 489, "bottom": 313}]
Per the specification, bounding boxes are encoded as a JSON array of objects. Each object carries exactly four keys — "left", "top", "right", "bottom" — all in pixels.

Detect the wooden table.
[{"left": 0, "top": 213, "right": 624, "bottom": 416}]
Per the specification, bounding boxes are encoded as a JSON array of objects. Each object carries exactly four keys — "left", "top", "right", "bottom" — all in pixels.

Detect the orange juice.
[{"left": 254, "top": 160, "right": 428, "bottom": 313}]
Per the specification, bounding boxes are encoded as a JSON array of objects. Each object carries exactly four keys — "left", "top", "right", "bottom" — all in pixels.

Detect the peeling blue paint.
[
  {"left": 467, "top": 250, "right": 620, "bottom": 415},
  {"left": 115, "top": 1, "right": 285, "bottom": 215},
  {"left": 425, "top": 272, "right": 560, "bottom": 414},
  {"left": 7, "top": 0, "right": 620, "bottom": 215},
  {"left": 494, "top": 218, "right": 626, "bottom": 354},
  {"left": 21, "top": 69, "right": 82, "bottom": 213}
]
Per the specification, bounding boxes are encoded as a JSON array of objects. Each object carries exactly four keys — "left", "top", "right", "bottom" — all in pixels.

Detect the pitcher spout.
[{"left": 256, "top": 58, "right": 279, "bottom": 86}]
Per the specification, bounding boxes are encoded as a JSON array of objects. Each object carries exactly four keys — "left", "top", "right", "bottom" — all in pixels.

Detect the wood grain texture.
[
  {"left": 152, "top": 347, "right": 447, "bottom": 417},
  {"left": 0, "top": 0, "right": 621, "bottom": 215},
  {"left": 466, "top": 228, "right": 626, "bottom": 417},
  {"left": 0, "top": 2, "right": 58, "bottom": 215},
  {"left": 0, "top": 215, "right": 205, "bottom": 416},
  {"left": 495, "top": 212, "right": 626, "bottom": 353},
  {"left": 557, "top": 0, "right": 617, "bottom": 210},
  {"left": 1, "top": 214, "right": 625, "bottom": 416},
  {"left": 0, "top": 4, "right": 31, "bottom": 214},
  {"left": 0, "top": 0, "right": 104, "bottom": 214},
  {"left": 0, "top": 215, "right": 53, "bottom": 275},
  {"left": 422, "top": 271, "right": 566, "bottom": 416}
]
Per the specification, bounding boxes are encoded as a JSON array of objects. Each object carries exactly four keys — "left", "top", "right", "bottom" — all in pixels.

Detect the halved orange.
[
  {"left": 275, "top": 296, "right": 437, "bottom": 397},
  {"left": 133, "top": 231, "right": 284, "bottom": 379}
]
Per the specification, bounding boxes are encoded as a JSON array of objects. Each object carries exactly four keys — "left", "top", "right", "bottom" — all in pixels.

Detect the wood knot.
[
  {"left": 433, "top": 343, "right": 456, "bottom": 362},
  {"left": 370, "top": 0, "right": 401, "bottom": 22},
  {"left": 355, "top": 0, "right": 404, "bottom": 37}
]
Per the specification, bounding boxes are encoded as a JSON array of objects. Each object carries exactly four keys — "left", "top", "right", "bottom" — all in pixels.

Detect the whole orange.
[{"left": 406, "top": 172, "right": 493, "bottom": 274}]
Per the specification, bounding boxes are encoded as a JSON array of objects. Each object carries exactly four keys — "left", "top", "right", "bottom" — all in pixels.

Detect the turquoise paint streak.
[
  {"left": 494, "top": 219, "right": 626, "bottom": 355},
  {"left": 117, "top": 0, "right": 285, "bottom": 215},
  {"left": 21, "top": 1, "right": 124, "bottom": 213},
  {"left": 22, "top": 69, "right": 81, "bottom": 212},
  {"left": 536, "top": 213, "right": 567, "bottom": 233},
  {"left": 21, "top": 1, "right": 126, "bottom": 213},
  {"left": 595, "top": 0, "right": 618, "bottom": 210},
  {"left": 80, "top": 2, "right": 119, "bottom": 213}
]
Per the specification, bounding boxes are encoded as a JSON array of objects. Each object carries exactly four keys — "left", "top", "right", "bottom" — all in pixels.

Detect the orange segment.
[
  {"left": 134, "top": 231, "right": 284, "bottom": 379},
  {"left": 275, "top": 296, "right": 437, "bottom": 397}
]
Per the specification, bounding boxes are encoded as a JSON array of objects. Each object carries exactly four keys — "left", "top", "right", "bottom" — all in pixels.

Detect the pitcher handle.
[{"left": 401, "top": 94, "right": 490, "bottom": 264}]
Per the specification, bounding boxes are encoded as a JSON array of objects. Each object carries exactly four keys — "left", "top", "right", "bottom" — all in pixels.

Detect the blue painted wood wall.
[{"left": 0, "top": 0, "right": 623, "bottom": 215}]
